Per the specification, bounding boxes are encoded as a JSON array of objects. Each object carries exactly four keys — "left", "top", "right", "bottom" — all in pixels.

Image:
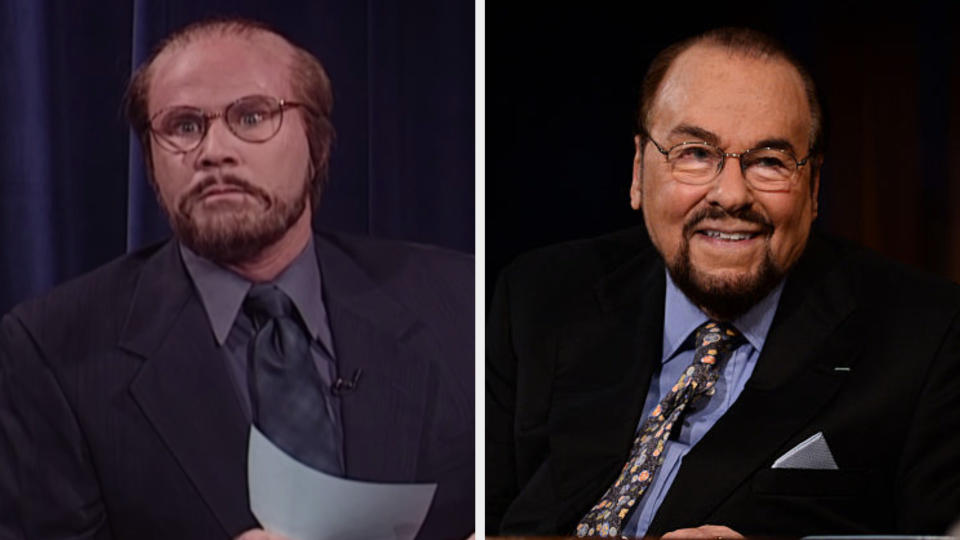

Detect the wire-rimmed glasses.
[
  {"left": 149, "top": 95, "right": 310, "bottom": 153},
  {"left": 644, "top": 132, "right": 812, "bottom": 192}
]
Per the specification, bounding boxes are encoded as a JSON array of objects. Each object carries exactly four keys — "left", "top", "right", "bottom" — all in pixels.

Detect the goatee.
[
  {"left": 167, "top": 174, "right": 309, "bottom": 264},
  {"left": 666, "top": 206, "right": 787, "bottom": 321}
]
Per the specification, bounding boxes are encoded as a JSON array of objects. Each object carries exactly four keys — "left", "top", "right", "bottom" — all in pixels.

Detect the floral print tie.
[{"left": 576, "top": 321, "right": 744, "bottom": 537}]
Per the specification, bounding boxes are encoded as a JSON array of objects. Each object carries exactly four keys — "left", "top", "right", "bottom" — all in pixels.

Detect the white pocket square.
[{"left": 772, "top": 432, "right": 839, "bottom": 470}]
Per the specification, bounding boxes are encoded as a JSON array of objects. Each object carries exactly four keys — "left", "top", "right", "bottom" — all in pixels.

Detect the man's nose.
[
  {"left": 705, "top": 155, "right": 754, "bottom": 211},
  {"left": 194, "top": 117, "right": 240, "bottom": 169}
]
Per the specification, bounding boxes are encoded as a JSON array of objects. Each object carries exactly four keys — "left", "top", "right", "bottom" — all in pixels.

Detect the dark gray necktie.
[{"left": 244, "top": 283, "right": 343, "bottom": 475}]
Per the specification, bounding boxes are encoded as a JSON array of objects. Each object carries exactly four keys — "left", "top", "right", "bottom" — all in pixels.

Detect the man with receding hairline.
[
  {"left": 0, "top": 18, "right": 473, "bottom": 540},
  {"left": 487, "top": 27, "right": 960, "bottom": 537}
]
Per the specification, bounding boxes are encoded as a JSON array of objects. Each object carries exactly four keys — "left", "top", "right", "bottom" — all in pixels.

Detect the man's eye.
[
  {"left": 752, "top": 156, "right": 788, "bottom": 169},
  {"left": 239, "top": 112, "right": 265, "bottom": 126},
  {"left": 675, "top": 146, "right": 714, "bottom": 161},
  {"left": 233, "top": 107, "right": 272, "bottom": 128},
  {"left": 174, "top": 120, "right": 202, "bottom": 134},
  {"left": 162, "top": 114, "right": 203, "bottom": 136}
]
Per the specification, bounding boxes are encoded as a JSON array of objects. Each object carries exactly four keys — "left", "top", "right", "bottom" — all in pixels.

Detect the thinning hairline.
[
  {"left": 646, "top": 45, "right": 815, "bottom": 151},
  {"left": 142, "top": 29, "right": 299, "bottom": 115}
]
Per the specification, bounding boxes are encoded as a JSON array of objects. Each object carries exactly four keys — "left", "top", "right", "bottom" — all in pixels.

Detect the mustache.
[
  {"left": 682, "top": 206, "right": 774, "bottom": 237},
  {"left": 178, "top": 175, "right": 271, "bottom": 215}
]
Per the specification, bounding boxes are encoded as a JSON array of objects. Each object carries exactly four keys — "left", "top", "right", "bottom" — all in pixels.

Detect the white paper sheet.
[{"left": 248, "top": 427, "right": 437, "bottom": 540}]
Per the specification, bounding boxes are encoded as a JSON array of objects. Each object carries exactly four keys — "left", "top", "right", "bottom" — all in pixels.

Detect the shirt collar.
[
  {"left": 179, "top": 236, "right": 333, "bottom": 353},
  {"left": 661, "top": 269, "right": 785, "bottom": 363}
]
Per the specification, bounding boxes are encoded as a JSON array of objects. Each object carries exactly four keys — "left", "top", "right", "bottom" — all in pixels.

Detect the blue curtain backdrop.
[{"left": 0, "top": 0, "right": 474, "bottom": 314}]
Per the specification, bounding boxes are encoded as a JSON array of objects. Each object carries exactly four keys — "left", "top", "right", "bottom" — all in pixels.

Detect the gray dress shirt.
[{"left": 179, "top": 237, "right": 344, "bottom": 467}]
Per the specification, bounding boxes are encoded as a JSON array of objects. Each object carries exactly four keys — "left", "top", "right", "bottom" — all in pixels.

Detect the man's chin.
[
  {"left": 690, "top": 266, "right": 761, "bottom": 287},
  {"left": 172, "top": 208, "right": 296, "bottom": 265},
  {"left": 194, "top": 196, "right": 263, "bottom": 213},
  {"left": 668, "top": 257, "right": 784, "bottom": 322}
]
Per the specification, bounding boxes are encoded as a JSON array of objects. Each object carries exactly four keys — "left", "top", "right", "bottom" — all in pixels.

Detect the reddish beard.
[{"left": 166, "top": 173, "right": 310, "bottom": 264}]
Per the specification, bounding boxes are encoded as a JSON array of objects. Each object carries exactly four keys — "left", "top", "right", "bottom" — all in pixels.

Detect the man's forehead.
[
  {"left": 147, "top": 32, "right": 295, "bottom": 112},
  {"left": 649, "top": 44, "right": 810, "bottom": 147}
]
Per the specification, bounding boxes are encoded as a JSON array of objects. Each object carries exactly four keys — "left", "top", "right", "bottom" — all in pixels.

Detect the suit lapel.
[
  {"left": 313, "top": 234, "right": 426, "bottom": 482},
  {"left": 119, "top": 241, "right": 255, "bottom": 536},
  {"left": 650, "top": 234, "right": 863, "bottom": 533},
  {"left": 547, "top": 245, "right": 666, "bottom": 532}
]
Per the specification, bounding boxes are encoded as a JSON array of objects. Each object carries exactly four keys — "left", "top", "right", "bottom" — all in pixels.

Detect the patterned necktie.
[
  {"left": 244, "top": 284, "right": 343, "bottom": 475},
  {"left": 576, "top": 321, "right": 744, "bottom": 537}
]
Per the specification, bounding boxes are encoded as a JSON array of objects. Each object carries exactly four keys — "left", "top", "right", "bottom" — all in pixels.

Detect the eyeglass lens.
[
  {"left": 152, "top": 95, "right": 284, "bottom": 151},
  {"left": 668, "top": 143, "right": 798, "bottom": 189}
]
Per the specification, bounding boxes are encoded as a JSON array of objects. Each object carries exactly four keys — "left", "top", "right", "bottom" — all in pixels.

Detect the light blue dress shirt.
[{"left": 622, "top": 272, "right": 784, "bottom": 537}]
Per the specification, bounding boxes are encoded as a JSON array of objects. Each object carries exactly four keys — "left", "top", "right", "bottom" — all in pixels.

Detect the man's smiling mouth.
[{"left": 697, "top": 230, "right": 761, "bottom": 241}]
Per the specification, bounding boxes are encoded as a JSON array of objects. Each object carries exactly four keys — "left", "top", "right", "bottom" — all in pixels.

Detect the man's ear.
[
  {"left": 630, "top": 134, "right": 643, "bottom": 210},
  {"left": 810, "top": 157, "right": 822, "bottom": 218}
]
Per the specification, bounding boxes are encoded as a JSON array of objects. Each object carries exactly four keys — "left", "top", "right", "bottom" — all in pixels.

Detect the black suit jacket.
[
  {"left": 487, "top": 225, "right": 960, "bottom": 536},
  {"left": 0, "top": 231, "right": 473, "bottom": 540}
]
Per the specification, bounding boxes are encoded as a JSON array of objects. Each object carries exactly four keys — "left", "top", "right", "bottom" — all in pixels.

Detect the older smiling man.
[{"left": 487, "top": 27, "right": 960, "bottom": 538}]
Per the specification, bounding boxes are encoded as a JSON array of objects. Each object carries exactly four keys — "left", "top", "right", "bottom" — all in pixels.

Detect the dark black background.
[{"left": 486, "top": 3, "right": 960, "bottom": 298}]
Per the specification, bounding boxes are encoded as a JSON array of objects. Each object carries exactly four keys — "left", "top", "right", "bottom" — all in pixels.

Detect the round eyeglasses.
[
  {"left": 645, "top": 134, "right": 812, "bottom": 192},
  {"left": 149, "top": 95, "right": 311, "bottom": 153}
]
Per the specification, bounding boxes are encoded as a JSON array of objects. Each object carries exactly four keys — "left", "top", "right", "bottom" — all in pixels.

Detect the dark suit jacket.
[
  {"left": 487, "top": 225, "right": 960, "bottom": 536},
  {"left": 0, "top": 231, "right": 473, "bottom": 540}
]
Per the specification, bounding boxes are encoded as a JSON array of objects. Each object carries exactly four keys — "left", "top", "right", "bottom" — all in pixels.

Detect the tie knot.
[
  {"left": 244, "top": 284, "right": 295, "bottom": 322},
  {"left": 693, "top": 320, "right": 743, "bottom": 360}
]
